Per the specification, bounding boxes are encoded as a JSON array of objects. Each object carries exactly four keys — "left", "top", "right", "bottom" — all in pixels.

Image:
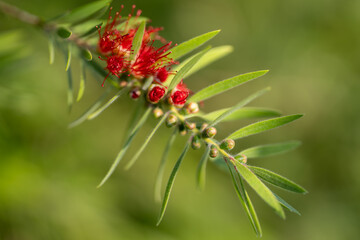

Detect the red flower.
[
  {"left": 130, "top": 41, "right": 175, "bottom": 79},
  {"left": 99, "top": 55, "right": 127, "bottom": 87},
  {"left": 155, "top": 67, "right": 170, "bottom": 83},
  {"left": 168, "top": 81, "right": 189, "bottom": 107},
  {"left": 147, "top": 84, "right": 166, "bottom": 104}
]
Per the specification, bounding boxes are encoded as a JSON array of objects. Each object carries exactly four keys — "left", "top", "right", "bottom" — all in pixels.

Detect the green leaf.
[
  {"left": 97, "top": 107, "right": 152, "bottom": 188},
  {"left": 199, "top": 107, "right": 281, "bottom": 122},
  {"left": 69, "top": 88, "right": 112, "bottom": 128},
  {"left": 196, "top": 145, "right": 211, "bottom": 190},
  {"left": 66, "top": 66, "right": 73, "bottom": 113},
  {"left": 248, "top": 166, "right": 307, "bottom": 194},
  {"left": 186, "top": 45, "right": 233, "bottom": 77},
  {"left": 58, "top": 0, "right": 111, "bottom": 24},
  {"left": 87, "top": 88, "right": 127, "bottom": 120},
  {"left": 228, "top": 114, "right": 303, "bottom": 140},
  {"left": 130, "top": 20, "right": 146, "bottom": 61},
  {"left": 157, "top": 141, "right": 191, "bottom": 226},
  {"left": 189, "top": 70, "right": 269, "bottom": 103},
  {"left": 71, "top": 20, "right": 103, "bottom": 38},
  {"left": 235, "top": 162, "right": 285, "bottom": 218},
  {"left": 124, "top": 112, "right": 169, "bottom": 170},
  {"left": 81, "top": 48, "right": 93, "bottom": 61},
  {"left": 238, "top": 141, "right": 301, "bottom": 159},
  {"left": 274, "top": 193, "right": 301, "bottom": 215},
  {"left": 168, "top": 47, "right": 210, "bottom": 90},
  {"left": 209, "top": 87, "right": 270, "bottom": 127},
  {"left": 65, "top": 44, "right": 72, "bottom": 71},
  {"left": 165, "top": 30, "right": 220, "bottom": 61},
  {"left": 48, "top": 37, "right": 55, "bottom": 64},
  {"left": 154, "top": 129, "right": 177, "bottom": 202},
  {"left": 57, "top": 27, "right": 72, "bottom": 39},
  {"left": 225, "top": 160, "right": 262, "bottom": 237},
  {"left": 76, "top": 61, "right": 86, "bottom": 102}
]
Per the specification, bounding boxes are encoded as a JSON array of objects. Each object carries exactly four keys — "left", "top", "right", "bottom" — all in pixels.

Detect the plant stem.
[
  {"left": 0, "top": 1, "right": 43, "bottom": 27},
  {"left": 170, "top": 106, "right": 237, "bottom": 165}
]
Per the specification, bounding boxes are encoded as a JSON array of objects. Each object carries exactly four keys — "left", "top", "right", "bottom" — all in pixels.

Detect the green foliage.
[
  {"left": 228, "top": 114, "right": 303, "bottom": 140},
  {"left": 239, "top": 141, "right": 301, "bottom": 159},
  {"left": 165, "top": 30, "right": 220, "bottom": 61},
  {"left": 189, "top": 70, "right": 269, "bottom": 103},
  {"left": 157, "top": 141, "right": 191, "bottom": 226},
  {"left": 0, "top": 1, "right": 306, "bottom": 236},
  {"left": 248, "top": 166, "right": 307, "bottom": 194}
]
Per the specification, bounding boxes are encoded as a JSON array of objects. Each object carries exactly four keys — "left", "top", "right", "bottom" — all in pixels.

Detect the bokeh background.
[{"left": 1, "top": 0, "right": 359, "bottom": 239}]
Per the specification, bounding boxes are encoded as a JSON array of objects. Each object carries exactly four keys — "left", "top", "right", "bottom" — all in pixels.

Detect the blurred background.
[{"left": 0, "top": 0, "right": 359, "bottom": 239}]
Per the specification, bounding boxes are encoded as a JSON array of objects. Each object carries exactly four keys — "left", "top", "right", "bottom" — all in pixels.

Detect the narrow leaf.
[
  {"left": 274, "top": 193, "right": 301, "bottom": 215},
  {"left": 200, "top": 107, "right": 281, "bottom": 122},
  {"left": 76, "top": 61, "right": 86, "bottom": 102},
  {"left": 248, "top": 166, "right": 307, "bottom": 194},
  {"left": 189, "top": 70, "right": 269, "bottom": 103},
  {"left": 186, "top": 45, "right": 234, "bottom": 77},
  {"left": 65, "top": 44, "right": 72, "bottom": 71},
  {"left": 209, "top": 87, "right": 270, "bottom": 127},
  {"left": 57, "top": 27, "right": 72, "bottom": 39},
  {"left": 157, "top": 141, "right": 191, "bottom": 226},
  {"left": 66, "top": 66, "right": 73, "bottom": 113},
  {"left": 48, "top": 37, "right": 55, "bottom": 64},
  {"left": 97, "top": 108, "right": 152, "bottom": 188},
  {"left": 79, "top": 22, "right": 103, "bottom": 38},
  {"left": 235, "top": 162, "right": 285, "bottom": 218},
  {"left": 87, "top": 88, "right": 127, "bottom": 120},
  {"left": 228, "top": 114, "right": 303, "bottom": 140},
  {"left": 59, "top": 0, "right": 111, "bottom": 23},
  {"left": 196, "top": 145, "right": 211, "bottom": 190},
  {"left": 225, "top": 160, "right": 262, "bottom": 237},
  {"left": 166, "top": 30, "right": 220, "bottom": 61},
  {"left": 69, "top": 88, "right": 111, "bottom": 128},
  {"left": 154, "top": 129, "right": 177, "bottom": 202},
  {"left": 238, "top": 141, "right": 301, "bottom": 159},
  {"left": 168, "top": 47, "right": 210, "bottom": 90},
  {"left": 130, "top": 20, "right": 146, "bottom": 61},
  {"left": 125, "top": 112, "right": 169, "bottom": 170}
]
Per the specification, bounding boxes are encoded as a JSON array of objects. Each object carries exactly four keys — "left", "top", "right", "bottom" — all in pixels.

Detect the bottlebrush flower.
[
  {"left": 130, "top": 41, "right": 175, "bottom": 79},
  {"left": 147, "top": 84, "right": 166, "bottom": 104},
  {"left": 168, "top": 81, "right": 190, "bottom": 107},
  {"left": 155, "top": 67, "right": 170, "bottom": 83},
  {"left": 99, "top": 55, "right": 127, "bottom": 87}
]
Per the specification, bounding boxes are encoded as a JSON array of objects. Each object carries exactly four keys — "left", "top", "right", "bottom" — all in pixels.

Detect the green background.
[{"left": 1, "top": 0, "right": 359, "bottom": 239}]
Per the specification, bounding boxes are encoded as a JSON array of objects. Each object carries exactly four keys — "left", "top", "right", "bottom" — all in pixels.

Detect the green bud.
[
  {"left": 153, "top": 108, "right": 164, "bottom": 118},
  {"left": 185, "top": 121, "right": 196, "bottom": 130},
  {"left": 209, "top": 145, "right": 218, "bottom": 158},
  {"left": 200, "top": 123, "right": 209, "bottom": 132},
  {"left": 191, "top": 135, "right": 201, "bottom": 150},
  {"left": 220, "top": 139, "right": 235, "bottom": 150},
  {"left": 186, "top": 102, "right": 199, "bottom": 114},
  {"left": 203, "top": 127, "right": 217, "bottom": 138},
  {"left": 166, "top": 114, "right": 177, "bottom": 127}
]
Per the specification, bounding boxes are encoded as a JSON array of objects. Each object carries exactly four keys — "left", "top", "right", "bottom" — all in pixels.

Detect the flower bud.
[
  {"left": 209, "top": 145, "right": 218, "bottom": 158},
  {"left": 166, "top": 113, "right": 177, "bottom": 127},
  {"left": 147, "top": 84, "right": 166, "bottom": 104},
  {"left": 184, "top": 121, "right": 196, "bottom": 130},
  {"left": 220, "top": 139, "right": 235, "bottom": 151},
  {"left": 203, "top": 127, "right": 217, "bottom": 138},
  {"left": 153, "top": 108, "right": 164, "bottom": 118},
  {"left": 130, "top": 88, "right": 141, "bottom": 99},
  {"left": 191, "top": 135, "right": 201, "bottom": 150},
  {"left": 186, "top": 102, "right": 199, "bottom": 114},
  {"left": 199, "top": 123, "right": 208, "bottom": 132},
  {"left": 179, "top": 124, "right": 187, "bottom": 136},
  {"left": 168, "top": 81, "right": 189, "bottom": 108},
  {"left": 119, "top": 81, "right": 128, "bottom": 88}
]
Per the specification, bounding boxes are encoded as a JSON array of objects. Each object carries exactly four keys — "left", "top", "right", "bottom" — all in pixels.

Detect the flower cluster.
[{"left": 97, "top": 5, "right": 190, "bottom": 108}]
